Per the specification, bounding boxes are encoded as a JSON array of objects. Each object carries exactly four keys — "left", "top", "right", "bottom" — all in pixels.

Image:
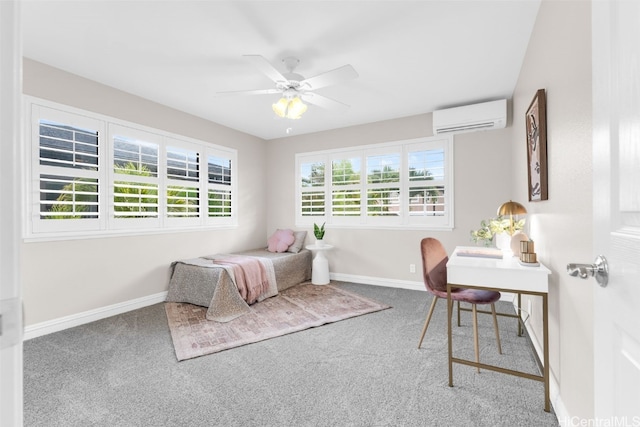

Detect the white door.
[
  {"left": 0, "top": 1, "right": 23, "bottom": 426},
  {"left": 592, "top": 0, "right": 640, "bottom": 418}
]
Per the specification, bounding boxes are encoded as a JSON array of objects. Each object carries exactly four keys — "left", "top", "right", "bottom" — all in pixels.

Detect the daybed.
[{"left": 166, "top": 231, "right": 312, "bottom": 322}]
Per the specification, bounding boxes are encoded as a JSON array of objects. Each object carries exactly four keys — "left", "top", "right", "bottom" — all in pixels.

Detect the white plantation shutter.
[
  {"left": 39, "top": 174, "right": 99, "bottom": 219},
  {"left": 407, "top": 144, "right": 446, "bottom": 218},
  {"left": 296, "top": 136, "right": 453, "bottom": 229},
  {"left": 331, "top": 155, "right": 361, "bottom": 218},
  {"left": 405, "top": 140, "right": 451, "bottom": 227},
  {"left": 366, "top": 150, "right": 401, "bottom": 219},
  {"left": 32, "top": 105, "right": 104, "bottom": 233},
  {"left": 207, "top": 155, "right": 233, "bottom": 218},
  {"left": 111, "top": 127, "right": 161, "bottom": 225},
  {"left": 27, "top": 98, "right": 238, "bottom": 239},
  {"left": 299, "top": 157, "right": 327, "bottom": 218},
  {"left": 165, "top": 144, "right": 200, "bottom": 221}
]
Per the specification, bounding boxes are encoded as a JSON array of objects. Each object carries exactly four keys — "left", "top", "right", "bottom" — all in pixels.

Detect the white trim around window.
[
  {"left": 24, "top": 97, "right": 238, "bottom": 241},
  {"left": 295, "top": 136, "right": 454, "bottom": 230}
]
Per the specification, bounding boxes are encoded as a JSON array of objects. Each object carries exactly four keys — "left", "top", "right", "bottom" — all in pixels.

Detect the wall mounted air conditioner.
[{"left": 432, "top": 99, "right": 507, "bottom": 135}]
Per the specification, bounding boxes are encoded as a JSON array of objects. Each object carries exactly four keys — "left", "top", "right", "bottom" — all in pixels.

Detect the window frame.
[
  {"left": 25, "top": 97, "right": 238, "bottom": 241},
  {"left": 295, "top": 136, "right": 454, "bottom": 230}
]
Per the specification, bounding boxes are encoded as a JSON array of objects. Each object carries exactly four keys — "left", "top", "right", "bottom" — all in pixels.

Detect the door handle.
[{"left": 566, "top": 255, "right": 608, "bottom": 287}]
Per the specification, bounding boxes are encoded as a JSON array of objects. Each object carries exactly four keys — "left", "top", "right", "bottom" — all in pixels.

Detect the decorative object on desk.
[
  {"left": 519, "top": 239, "right": 539, "bottom": 266},
  {"left": 456, "top": 247, "right": 503, "bottom": 259},
  {"left": 520, "top": 240, "right": 535, "bottom": 254},
  {"left": 497, "top": 199, "right": 528, "bottom": 255},
  {"left": 495, "top": 232, "right": 511, "bottom": 251},
  {"left": 526, "top": 89, "right": 548, "bottom": 201},
  {"left": 497, "top": 200, "right": 527, "bottom": 234},
  {"left": 313, "top": 222, "right": 326, "bottom": 246},
  {"left": 470, "top": 216, "right": 525, "bottom": 247},
  {"left": 510, "top": 232, "right": 529, "bottom": 257}
]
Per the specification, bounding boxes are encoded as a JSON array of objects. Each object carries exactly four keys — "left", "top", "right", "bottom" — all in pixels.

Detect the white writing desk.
[{"left": 446, "top": 246, "right": 552, "bottom": 412}]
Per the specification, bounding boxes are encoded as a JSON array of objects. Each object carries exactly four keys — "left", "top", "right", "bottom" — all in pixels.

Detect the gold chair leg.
[
  {"left": 472, "top": 304, "right": 480, "bottom": 373},
  {"left": 457, "top": 300, "right": 461, "bottom": 327},
  {"left": 418, "top": 296, "right": 439, "bottom": 349},
  {"left": 491, "top": 303, "right": 502, "bottom": 354},
  {"left": 517, "top": 293, "right": 523, "bottom": 337}
]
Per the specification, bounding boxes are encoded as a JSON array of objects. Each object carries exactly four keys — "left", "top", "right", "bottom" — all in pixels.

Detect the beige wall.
[
  {"left": 22, "top": 59, "right": 268, "bottom": 325},
  {"left": 266, "top": 113, "right": 513, "bottom": 285},
  {"left": 510, "top": 0, "right": 593, "bottom": 419}
]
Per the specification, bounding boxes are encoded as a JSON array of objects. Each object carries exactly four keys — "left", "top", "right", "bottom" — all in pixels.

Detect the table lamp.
[{"left": 497, "top": 200, "right": 527, "bottom": 235}]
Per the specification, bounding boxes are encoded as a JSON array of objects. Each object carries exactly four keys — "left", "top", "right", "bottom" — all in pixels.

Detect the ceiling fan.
[{"left": 218, "top": 55, "right": 359, "bottom": 119}]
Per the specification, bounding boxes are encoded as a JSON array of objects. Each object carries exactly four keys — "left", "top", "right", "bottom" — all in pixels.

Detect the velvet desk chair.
[{"left": 417, "top": 237, "right": 502, "bottom": 371}]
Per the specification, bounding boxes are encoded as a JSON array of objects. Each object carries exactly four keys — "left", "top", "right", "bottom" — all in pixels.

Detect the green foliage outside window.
[{"left": 49, "top": 162, "right": 198, "bottom": 219}]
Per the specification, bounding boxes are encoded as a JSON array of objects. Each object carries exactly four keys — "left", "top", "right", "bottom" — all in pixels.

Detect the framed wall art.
[{"left": 525, "top": 89, "right": 548, "bottom": 201}]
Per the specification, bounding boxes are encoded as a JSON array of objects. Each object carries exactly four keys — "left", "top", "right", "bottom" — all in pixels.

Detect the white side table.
[{"left": 306, "top": 244, "right": 334, "bottom": 285}]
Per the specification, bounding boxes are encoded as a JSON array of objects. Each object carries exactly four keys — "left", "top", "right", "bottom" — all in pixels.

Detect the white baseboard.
[
  {"left": 23, "top": 291, "right": 167, "bottom": 341},
  {"left": 330, "top": 272, "right": 424, "bottom": 291}
]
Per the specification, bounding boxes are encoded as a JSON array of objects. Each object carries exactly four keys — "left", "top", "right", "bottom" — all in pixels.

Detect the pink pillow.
[{"left": 267, "top": 229, "right": 295, "bottom": 253}]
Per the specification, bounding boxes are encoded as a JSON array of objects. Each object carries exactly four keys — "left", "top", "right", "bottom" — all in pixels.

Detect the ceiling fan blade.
[
  {"left": 216, "top": 88, "right": 281, "bottom": 96},
  {"left": 300, "top": 64, "right": 358, "bottom": 90},
  {"left": 243, "top": 54, "right": 288, "bottom": 84},
  {"left": 301, "top": 92, "right": 350, "bottom": 112}
]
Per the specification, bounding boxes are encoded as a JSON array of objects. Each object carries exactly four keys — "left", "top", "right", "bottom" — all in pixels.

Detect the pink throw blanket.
[{"left": 212, "top": 255, "right": 269, "bottom": 304}]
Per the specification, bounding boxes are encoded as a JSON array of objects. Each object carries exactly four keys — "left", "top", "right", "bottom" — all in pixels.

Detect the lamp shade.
[
  {"left": 497, "top": 200, "right": 527, "bottom": 216},
  {"left": 272, "top": 98, "right": 289, "bottom": 118},
  {"left": 286, "top": 97, "right": 307, "bottom": 119}
]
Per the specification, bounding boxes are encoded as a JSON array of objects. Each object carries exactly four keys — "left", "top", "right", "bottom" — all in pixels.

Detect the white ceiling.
[{"left": 22, "top": 0, "right": 540, "bottom": 140}]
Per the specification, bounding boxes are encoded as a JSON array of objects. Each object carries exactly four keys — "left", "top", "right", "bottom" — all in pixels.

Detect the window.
[
  {"left": 31, "top": 106, "right": 105, "bottom": 234},
  {"left": 300, "top": 158, "right": 326, "bottom": 217},
  {"left": 207, "top": 155, "right": 232, "bottom": 218},
  {"left": 408, "top": 145, "right": 446, "bottom": 216},
  {"left": 165, "top": 145, "right": 200, "bottom": 220},
  {"left": 112, "top": 129, "right": 160, "bottom": 221},
  {"left": 27, "top": 99, "right": 237, "bottom": 239},
  {"left": 295, "top": 136, "right": 453, "bottom": 229},
  {"left": 366, "top": 151, "right": 401, "bottom": 217},
  {"left": 331, "top": 156, "right": 361, "bottom": 217}
]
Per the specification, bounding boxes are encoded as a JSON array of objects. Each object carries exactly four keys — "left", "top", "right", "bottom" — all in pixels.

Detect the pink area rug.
[{"left": 165, "top": 283, "right": 390, "bottom": 361}]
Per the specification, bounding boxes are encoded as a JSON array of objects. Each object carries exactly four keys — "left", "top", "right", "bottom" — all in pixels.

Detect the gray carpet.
[{"left": 23, "top": 282, "right": 559, "bottom": 426}]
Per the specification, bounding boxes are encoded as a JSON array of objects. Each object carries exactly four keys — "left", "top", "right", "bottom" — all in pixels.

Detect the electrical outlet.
[{"left": 409, "top": 264, "right": 416, "bottom": 273}]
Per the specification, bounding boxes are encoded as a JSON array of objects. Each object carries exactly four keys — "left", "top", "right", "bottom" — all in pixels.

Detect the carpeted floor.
[{"left": 23, "top": 282, "right": 559, "bottom": 426}]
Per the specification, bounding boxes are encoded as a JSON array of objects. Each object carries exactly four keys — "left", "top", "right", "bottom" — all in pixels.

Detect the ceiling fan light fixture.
[
  {"left": 286, "top": 96, "right": 307, "bottom": 119},
  {"left": 272, "top": 95, "right": 307, "bottom": 120},
  {"left": 272, "top": 97, "right": 289, "bottom": 118}
]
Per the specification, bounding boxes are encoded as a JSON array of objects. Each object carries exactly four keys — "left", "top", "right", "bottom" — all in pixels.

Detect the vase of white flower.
[
  {"left": 470, "top": 216, "right": 526, "bottom": 247},
  {"left": 495, "top": 232, "right": 511, "bottom": 251}
]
